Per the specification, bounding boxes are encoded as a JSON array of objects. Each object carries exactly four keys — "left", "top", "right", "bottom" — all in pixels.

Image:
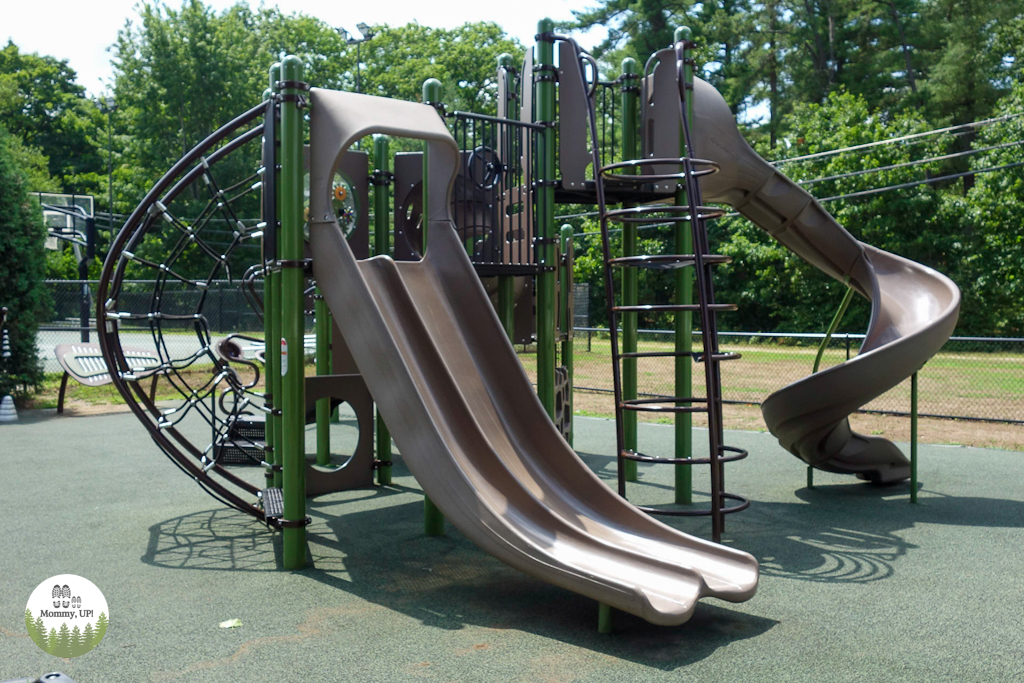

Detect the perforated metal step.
[
  {"left": 216, "top": 414, "right": 266, "bottom": 465},
  {"left": 261, "top": 487, "right": 283, "bottom": 521}
]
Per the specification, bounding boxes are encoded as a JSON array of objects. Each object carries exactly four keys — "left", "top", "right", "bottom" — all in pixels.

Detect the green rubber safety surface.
[{"left": 2, "top": 410, "right": 1022, "bottom": 682}]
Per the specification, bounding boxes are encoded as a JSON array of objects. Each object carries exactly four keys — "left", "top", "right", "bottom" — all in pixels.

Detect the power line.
[
  {"left": 817, "top": 160, "right": 1024, "bottom": 203},
  {"left": 568, "top": 160, "right": 1024, "bottom": 238},
  {"left": 798, "top": 139, "right": 1024, "bottom": 186},
  {"left": 771, "top": 112, "right": 1024, "bottom": 166}
]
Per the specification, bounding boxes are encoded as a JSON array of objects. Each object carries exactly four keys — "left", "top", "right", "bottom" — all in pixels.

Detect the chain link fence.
[
  {"left": 566, "top": 328, "right": 1024, "bottom": 424},
  {"left": 37, "top": 281, "right": 1024, "bottom": 424},
  {"left": 38, "top": 280, "right": 314, "bottom": 374}
]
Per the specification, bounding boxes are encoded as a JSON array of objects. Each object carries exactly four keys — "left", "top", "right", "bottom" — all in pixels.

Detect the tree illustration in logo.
[{"left": 93, "top": 612, "right": 108, "bottom": 646}]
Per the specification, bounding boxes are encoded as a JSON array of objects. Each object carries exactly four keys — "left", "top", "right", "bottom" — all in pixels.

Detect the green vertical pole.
[
  {"left": 620, "top": 57, "right": 639, "bottom": 483},
  {"left": 267, "top": 63, "right": 283, "bottom": 490},
  {"left": 315, "top": 291, "right": 331, "bottom": 466},
  {"left": 497, "top": 53, "right": 517, "bottom": 341},
  {"left": 279, "top": 55, "right": 307, "bottom": 569},
  {"left": 598, "top": 602, "right": 613, "bottom": 634},
  {"left": 674, "top": 28, "right": 694, "bottom": 505},
  {"left": 560, "top": 224, "right": 575, "bottom": 447},
  {"left": 421, "top": 79, "right": 442, "bottom": 255},
  {"left": 910, "top": 371, "right": 918, "bottom": 504},
  {"left": 261, "top": 79, "right": 275, "bottom": 489},
  {"left": 536, "top": 20, "right": 557, "bottom": 419},
  {"left": 373, "top": 133, "right": 393, "bottom": 486},
  {"left": 808, "top": 285, "right": 854, "bottom": 490},
  {"left": 498, "top": 277, "right": 515, "bottom": 339},
  {"left": 421, "top": 78, "right": 445, "bottom": 537},
  {"left": 330, "top": 322, "right": 338, "bottom": 423}
]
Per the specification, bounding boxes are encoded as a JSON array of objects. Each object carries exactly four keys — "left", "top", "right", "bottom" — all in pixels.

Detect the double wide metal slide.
[{"left": 308, "top": 89, "right": 758, "bottom": 625}]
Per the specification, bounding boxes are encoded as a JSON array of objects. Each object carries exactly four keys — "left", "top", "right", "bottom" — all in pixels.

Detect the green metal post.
[
  {"left": 267, "top": 63, "right": 283, "bottom": 490},
  {"left": 808, "top": 284, "right": 854, "bottom": 490},
  {"left": 373, "top": 133, "right": 393, "bottom": 486},
  {"left": 421, "top": 79, "right": 445, "bottom": 536},
  {"left": 330, "top": 322, "right": 339, "bottom": 424},
  {"left": 560, "top": 224, "right": 575, "bottom": 447},
  {"left": 315, "top": 291, "right": 331, "bottom": 466},
  {"left": 674, "top": 28, "right": 694, "bottom": 505},
  {"left": 598, "top": 602, "right": 613, "bottom": 634},
  {"left": 536, "top": 20, "right": 557, "bottom": 420},
  {"left": 497, "top": 53, "right": 517, "bottom": 341},
  {"left": 421, "top": 79, "right": 443, "bottom": 256},
  {"left": 498, "top": 277, "right": 515, "bottom": 339},
  {"left": 621, "top": 56, "right": 639, "bottom": 483},
  {"left": 910, "top": 371, "right": 918, "bottom": 503},
  {"left": 279, "top": 56, "right": 307, "bottom": 569}
]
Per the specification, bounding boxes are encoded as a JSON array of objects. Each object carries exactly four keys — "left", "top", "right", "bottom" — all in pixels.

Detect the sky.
[{"left": 4, "top": 0, "right": 607, "bottom": 98}]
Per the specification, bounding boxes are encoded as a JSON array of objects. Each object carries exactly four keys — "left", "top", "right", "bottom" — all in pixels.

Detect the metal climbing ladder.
[{"left": 581, "top": 37, "right": 749, "bottom": 542}]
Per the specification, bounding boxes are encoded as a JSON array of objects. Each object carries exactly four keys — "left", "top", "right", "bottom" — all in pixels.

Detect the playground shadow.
[
  {"left": 574, "top": 446, "right": 1024, "bottom": 585},
  {"left": 141, "top": 490, "right": 775, "bottom": 670},
  {"left": 685, "top": 482, "right": 1024, "bottom": 585}
]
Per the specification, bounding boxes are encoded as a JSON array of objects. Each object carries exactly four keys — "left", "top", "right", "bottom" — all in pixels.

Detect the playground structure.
[{"left": 95, "top": 22, "right": 958, "bottom": 629}]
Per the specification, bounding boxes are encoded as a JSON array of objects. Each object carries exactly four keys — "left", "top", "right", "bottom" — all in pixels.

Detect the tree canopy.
[{"left": 1, "top": 0, "right": 1021, "bottom": 340}]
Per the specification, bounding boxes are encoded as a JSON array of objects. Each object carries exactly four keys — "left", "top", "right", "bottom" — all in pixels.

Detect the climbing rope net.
[{"left": 98, "top": 101, "right": 272, "bottom": 517}]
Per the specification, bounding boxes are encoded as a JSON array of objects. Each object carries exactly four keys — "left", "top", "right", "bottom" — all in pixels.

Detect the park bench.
[{"left": 53, "top": 342, "right": 162, "bottom": 414}]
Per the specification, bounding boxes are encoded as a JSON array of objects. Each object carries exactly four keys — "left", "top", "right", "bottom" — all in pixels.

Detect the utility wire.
[
  {"left": 771, "top": 112, "right": 1024, "bottom": 166},
  {"left": 569, "top": 160, "right": 1024, "bottom": 238},
  {"left": 557, "top": 138, "right": 1024, "bottom": 222},
  {"left": 797, "top": 139, "right": 1024, "bottom": 186},
  {"left": 817, "top": 160, "right": 1024, "bottom": 203}
]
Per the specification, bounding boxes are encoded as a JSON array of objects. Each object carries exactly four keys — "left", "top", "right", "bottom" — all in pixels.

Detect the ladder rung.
[
  {"left": 636, "top": 492, "right": 750, "bottom": 518},
  {"left": 622, "top": 445, "right": 748, "bottom": 465},
  {"left": 603, "top": 204, "right": 726, "bottom": 224},
  {"left": 598, "top": 156, "right": 720, "bottom": 183},
  {"left": 608, "top": 254, "right": 730, "bottom": 270},
  {"left": 620, "top": 398, "right": 708, "bottom": 414},
  {"left": 613, "top": 303, "right": 737, "bottom": 313}
]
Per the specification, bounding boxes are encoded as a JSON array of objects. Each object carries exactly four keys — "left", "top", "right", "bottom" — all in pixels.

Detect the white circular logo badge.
[{"left": 25, "top": 574, "right": 109, "bottom": 657}]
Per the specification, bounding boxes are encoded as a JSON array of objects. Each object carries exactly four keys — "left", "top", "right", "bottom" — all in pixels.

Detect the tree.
[
  {"left": 82, "top": 622, "right": 95, "bottom": 651},
  {"left": 356, "top": 22, "right": 524, "bottom": 115},
  {"left": 34, "top": 614, "right": 45, "bottom": 647},
  {"left": 25, "top": 609, "right": 39, "bottom": 643},
  {"left": 56, "top": 622, "right": 71, "bottom": 657},
  {"left": 70, "top": 625, "right": 84, "bottom": 656},
  {"left": 0, "top": 124, "right": 48, "bottom": 401},
  {"left": 93, "top": 612, "right": 109, "bottom": 648},
  {"left": 0, "top": 42, "right": 105, "bottom": 196}
]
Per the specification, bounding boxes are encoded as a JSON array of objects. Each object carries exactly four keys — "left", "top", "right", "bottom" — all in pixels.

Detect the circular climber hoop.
[
  {"left": 599, "top": 157, "right": 720, "bottom": 183},
  {"left": 602, "top": 204, "right": 727, "bottom": 224},
  {"left": 97, "top": 101, "right": 272, "bottom": 519}
]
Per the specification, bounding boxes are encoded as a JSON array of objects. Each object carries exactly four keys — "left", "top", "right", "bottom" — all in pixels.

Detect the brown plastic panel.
[{"left": 307, "top": 87, "right": 758, "bottom": 625}]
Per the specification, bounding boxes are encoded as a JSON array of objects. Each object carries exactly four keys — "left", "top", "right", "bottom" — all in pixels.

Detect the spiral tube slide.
[{"left": 688, "top": 77, "right": 961, "bottom": 483}]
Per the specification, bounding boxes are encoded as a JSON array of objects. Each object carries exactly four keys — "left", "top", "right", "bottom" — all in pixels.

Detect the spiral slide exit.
[{"left": 688, "top": 78, "right": 961, "bottom": 482}]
